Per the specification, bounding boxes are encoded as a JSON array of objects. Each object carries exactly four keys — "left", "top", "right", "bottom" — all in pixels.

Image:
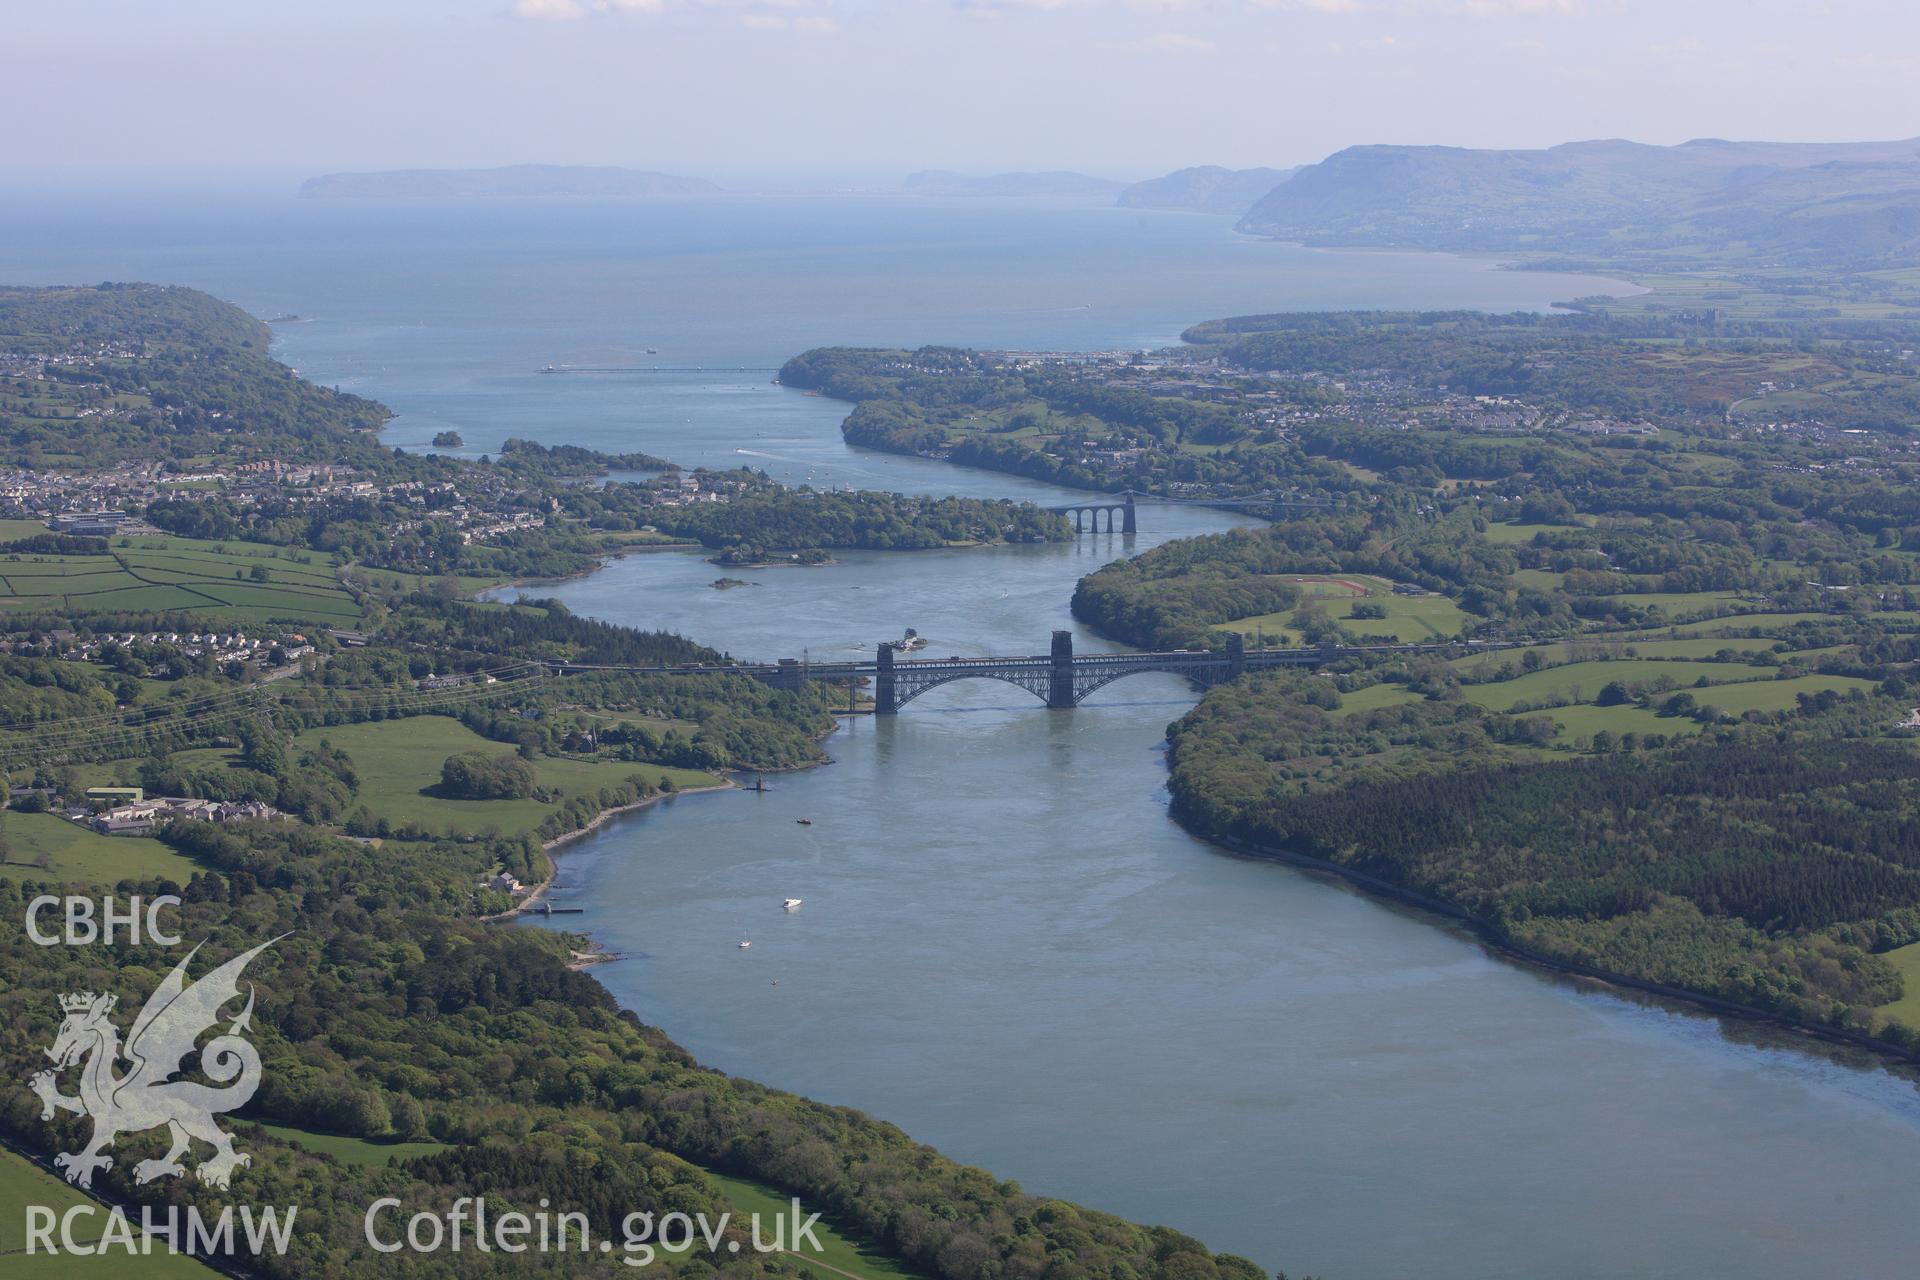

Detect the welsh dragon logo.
[{"left": 27, "top": 938, "right": 280, "bottom": 1190}]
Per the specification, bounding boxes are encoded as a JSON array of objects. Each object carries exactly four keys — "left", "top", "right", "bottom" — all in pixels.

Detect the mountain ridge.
[
  {"left": 1235, "top": 136, "right": 1920, "bottom": 265},
  {"left": 1116, "top": 165, "right": 1297, "bottom": 215}
]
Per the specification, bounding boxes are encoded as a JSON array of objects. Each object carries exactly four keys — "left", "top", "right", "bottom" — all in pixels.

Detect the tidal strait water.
[{"left": 4, "top": 194, "right": 1917, "bottom": 1278}]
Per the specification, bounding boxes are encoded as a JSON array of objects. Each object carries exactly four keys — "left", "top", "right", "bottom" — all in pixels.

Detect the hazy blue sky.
[{"left": 8, "top": 0, "right": 1918, "bottom": 186}]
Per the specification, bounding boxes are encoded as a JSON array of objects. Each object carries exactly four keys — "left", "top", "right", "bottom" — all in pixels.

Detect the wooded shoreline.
[{"left": 1186, "top": 819, "right": 1920, "bottom": 1070}]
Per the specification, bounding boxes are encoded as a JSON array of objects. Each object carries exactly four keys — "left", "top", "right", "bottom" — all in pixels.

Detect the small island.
[
  {"left": 710, "top": 545, "right": 835, "bottom": 568},
  {"left": 432, "top": 430, "right": 465, "bottom": 448},
  {"left": 710, "top": 577, "right": 755, "bottom": 590}
]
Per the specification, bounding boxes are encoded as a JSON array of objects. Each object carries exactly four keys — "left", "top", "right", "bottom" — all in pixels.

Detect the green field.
[
  {"left": 1332, "top": 683, "right": 1424, "bottom": 718},
  {"left": 121, "top": 713, "right": 723, "bottom": 839},
  {"left": 1590, "top": 268, "right": 1920, "bottom": 323},
  {"left": 1218, "top": 574, "right": 1472, "bottom": 643},
  {"left": 1594, "top": 589, "right": 1758, "bottom": 618},
  {"left": 1535, "top": 701, "right": 1703, "bottom": 745},
  {"left": 1458, "top": 658, "right": 1776, "bottom": 712},
  {"left": 1603, "top": 636, "right": 1791, "bottom": 659},
  {"left": 575, "top": 707, "right": 701, "bottom": 733},
  {"left": 1665, "top": 611, "right": 1895, "bottom": 632},
  {"left": 0, "top": 1148, "right": 218, "bottom": 1276},
  {"left": 1476, "top": 520, "right": 1590, "bottom": 545},
  {"left": 1874, "top": 941, "right": 1920, "bottom": 1031},
  {"left": 1682, "top": 674, "right": 1876, "bottom": 714},
  {"left": 0, "top": 813, "right": 200, "bottom": 885},
  {"left": 256, "top": 1123, "right": 447, "bottom": 1168},
  {"left": 706, "top": 1171, "right": 923, "bottom": 1280},
  {"left": 1325, "top": 677, "right": 1710, "bottom": 743},
  {"left": 123, "top": 546, "right": 342, "bottom": 587},
  {"left": 1449, "top": 636, "right": 1786, "bottom": 677},
  {"left": 0, "top": 534, "right": 362, "bottom": 625},
  {"left": 225, "top": 716, "right": 724, "bottom": 838},
  {"left": 1774, "top": 643, "right": 1860, "bottom": 662},
  {"left": 1515, "top": 674, "right": 1875, "bottom": 745}
]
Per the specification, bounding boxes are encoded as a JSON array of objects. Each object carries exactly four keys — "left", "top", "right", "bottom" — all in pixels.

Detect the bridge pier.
[
  {"left": 1048, "top": 630, "right": 1075, "bottom": 709},
  {"left": 766, "top": 658, "right": 808, "bottom": 693},
  {"left": 1058, "top": 497, "right": 1137, "bottom": 537},
  {"left": 874, "top": 643, "right": 896, "bottom": 715},
  {"left": 1227, "top": 631, "right": 1245, "bottom": 679}
]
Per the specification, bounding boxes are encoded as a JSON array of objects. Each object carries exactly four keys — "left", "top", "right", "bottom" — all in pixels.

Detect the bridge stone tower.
[
  {"left": 1048, "top": 630, "right": 1075, "bottom": 709},
  {"left": 1122, "top": 493, "right": 1137, "bottom": 535},
  {"left": 1227, "top": 630, "right": 1245, "bottom": 679},
  {"left": 874, "top": 642, "right": 896, "bottom": 715}
]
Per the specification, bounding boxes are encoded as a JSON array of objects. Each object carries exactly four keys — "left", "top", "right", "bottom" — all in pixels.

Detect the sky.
[{"left": 6, "top": 0, "right": 1919, "bottom": 189}]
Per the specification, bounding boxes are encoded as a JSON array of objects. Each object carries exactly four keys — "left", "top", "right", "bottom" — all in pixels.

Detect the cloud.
[
  {"left": 1252, "top": 0, "right": 1580, "bottom": 11},
  {"left": 954, "top": 0, "right": 1085, "bottom": 9},
  {"left": 511, "top": 0, "right": 587, "bottom": 19},
  {"left": 1648, "top": 37, "right": 1706, "bottom": 60},
  {"left": 739, "top": 11, "right": 839, "bottom": 29},
  {"left": 1410, "top": 0, "right": 1582, "bottom": 13},
  {"left": 961, "top": 0, "right": 1580, "bottom": 12},
  {"left": 516, "top": 0, "right": 1588, "bottom": 24},
  {"left": 1125, "top": 29, "right": 1217, "bottom": 49},
  {"left": 957, "top": 0, "right": 1220, "bottom": 11},
  {"left": 510, "top": 0, "right": 829, "bottom": 20},
  {"left": 1249, "top": 0, "right": 1363, "bottom": 12}
]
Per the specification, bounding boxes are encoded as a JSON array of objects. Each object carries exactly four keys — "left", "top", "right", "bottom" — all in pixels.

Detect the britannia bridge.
[
  {"left": 1048, "top": 491, "right": 1345, "bottom": 536},
  {"left": 546, "top": 632, "right": 1495, "bottom": 714}
]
